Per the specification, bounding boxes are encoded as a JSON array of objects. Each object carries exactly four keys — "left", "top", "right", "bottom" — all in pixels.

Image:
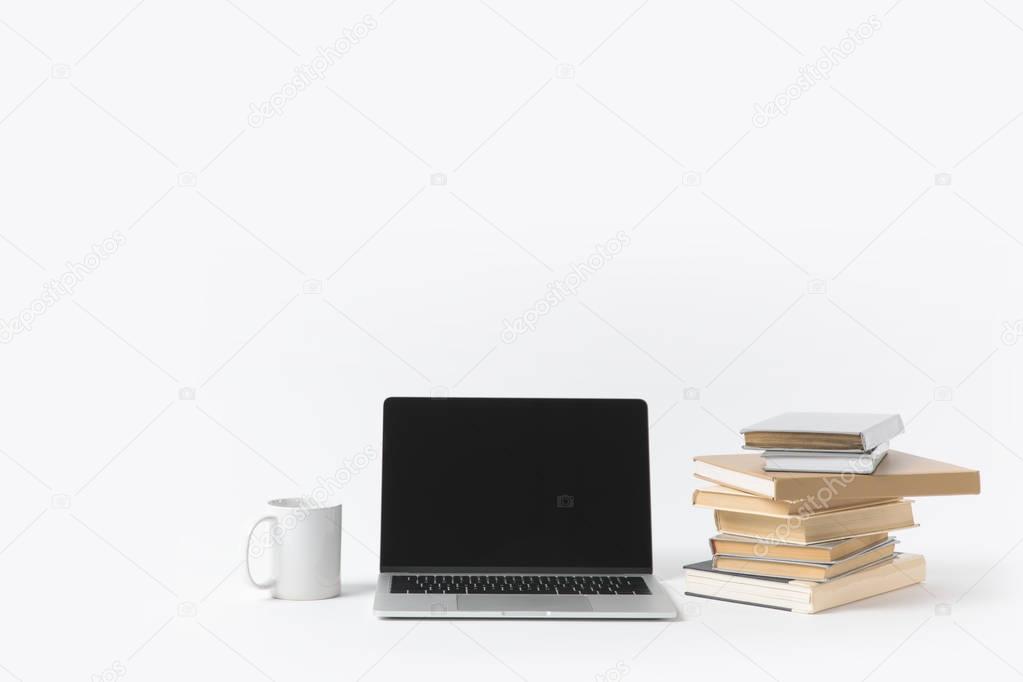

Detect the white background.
[{"left": 1, "top": 0, "right": 1022, "bottom": 680}]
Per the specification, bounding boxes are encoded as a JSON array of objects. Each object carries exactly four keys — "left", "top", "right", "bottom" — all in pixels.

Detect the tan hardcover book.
[
  {"left": 693, "top": 451, "right": 980, "bottom": 500},
  {"left": 714, "top": 500, "right": 915, "bottom": 544},
  {"left": 684, "top": 553, "right": 925, "bottom": 614},
  {"left": 692, "top": 486, "right": 899, "bottom": 517},
  {"left": 713, "top": 540, "right": 896, "bottom": 581},
  {"left": 709, "top": 532, "right": 889, "bottom": 562}
]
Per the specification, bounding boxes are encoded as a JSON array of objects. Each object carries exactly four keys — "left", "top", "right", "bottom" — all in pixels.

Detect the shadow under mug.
[{"left": 246, "top": 498, "right": 342, "bottom": 600}]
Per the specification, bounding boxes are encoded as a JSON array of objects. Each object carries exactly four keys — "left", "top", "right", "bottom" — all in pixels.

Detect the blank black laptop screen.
[{"left": 380, "top": 398, "right": 652, "bottom": 573}]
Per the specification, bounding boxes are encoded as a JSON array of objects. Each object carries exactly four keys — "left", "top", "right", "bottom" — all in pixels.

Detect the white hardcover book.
[
  {"left": 741, "top": 413, "right": 904, "bottom": 451},
  {"left": 761, "top": 443, "right": 890, "bottom": 459},
  {"left": 763, "top": 445, "right": 888, "bottom": 474}
]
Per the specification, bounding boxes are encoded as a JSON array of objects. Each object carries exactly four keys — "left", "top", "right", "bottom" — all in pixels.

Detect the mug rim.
[{"left": 268, "top": 497, "right": 342, "bottom": 511}]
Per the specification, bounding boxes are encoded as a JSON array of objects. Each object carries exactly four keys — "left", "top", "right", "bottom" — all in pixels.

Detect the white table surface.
[{"left": 3, "top": 509, "right": 1018, "bottom": 682}]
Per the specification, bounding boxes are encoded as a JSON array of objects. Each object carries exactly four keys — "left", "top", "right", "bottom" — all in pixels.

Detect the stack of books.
[{"left": 684, "top": 413, "right": 981, "bottom": 613}]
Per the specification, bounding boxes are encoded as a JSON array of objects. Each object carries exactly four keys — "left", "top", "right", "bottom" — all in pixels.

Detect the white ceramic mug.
[{"left": 246, "top": 498, "right": 342, "bottom": 600}]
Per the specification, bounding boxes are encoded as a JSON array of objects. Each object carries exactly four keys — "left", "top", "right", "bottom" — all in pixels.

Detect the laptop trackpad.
[{"left": 457, "top": 595, "right": 592, "bottom": 613}]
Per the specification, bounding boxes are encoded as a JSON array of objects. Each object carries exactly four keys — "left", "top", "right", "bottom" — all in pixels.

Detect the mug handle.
[{"left": 246, "top": 515, "right": 277, "bottom": 590}]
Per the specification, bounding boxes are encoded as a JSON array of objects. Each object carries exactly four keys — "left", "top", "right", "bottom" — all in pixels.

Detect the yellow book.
[
  {"left": 693, "top": 486, "right": 899, "bottom": 517},
  {"left": 709, "top": 532, "right": 889, "bottom": 562},
  {"left": 713, "top": 538, "right": 896, "bottom": 581},
  {"left": 713, "top": 500, "right": 915, "bottom": 544}
]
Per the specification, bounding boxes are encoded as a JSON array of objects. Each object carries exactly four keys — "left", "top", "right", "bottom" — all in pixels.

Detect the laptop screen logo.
[{"left": 556, "top": 494, "right": 574, "bottom": 508}]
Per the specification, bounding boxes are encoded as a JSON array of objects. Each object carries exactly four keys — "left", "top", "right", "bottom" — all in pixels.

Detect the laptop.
[{"left": 373, "top": 397, "right": 677, "bottom": 619}]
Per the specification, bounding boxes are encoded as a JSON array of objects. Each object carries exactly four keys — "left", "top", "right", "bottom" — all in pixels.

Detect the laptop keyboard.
[{"left": 390, "top": 574, "right": 651, "bottom": 595}]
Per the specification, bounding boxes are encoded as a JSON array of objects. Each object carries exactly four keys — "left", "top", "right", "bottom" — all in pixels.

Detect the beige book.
[
  {"left": 693, "top": 486, "right": 899, "bottom": 517},
  {"left": 710, "top": 532, "right": 889, "bottom": 562},
  {"left": 713, "top": 539, "right": 896, "bottom": 581},
  {"left": 684, "top": 553, "right": 926, "bottom": 614},
  {"left": 694, "top": 451, "right": 980, "bottom": 500},
  {"left": 714, "top": 500, "right": 915, "bottom": 544}
]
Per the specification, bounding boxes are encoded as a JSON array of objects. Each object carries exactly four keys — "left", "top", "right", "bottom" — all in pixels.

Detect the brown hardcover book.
[
  {"left": 713, "top": 540, "right": 896, "bottom": 581},
  {"left": 692, "top": 486, "right": 899, "bottom": 517},
  {"left": 745, "top": 431, "right": 863, "bottom": 450},
  {"left": 710, "top": 532, "right": 889, "bottom": 562},
  {"left": 693, "top": 451, "right": 980, "bottom": 500},
  {"left": 714, "top": 500, "right": 915, "bottom": 544}
]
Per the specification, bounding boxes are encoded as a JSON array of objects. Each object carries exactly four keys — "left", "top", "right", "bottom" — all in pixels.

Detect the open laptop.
[{"left": 373, "top": 397, "right": 677, "bottom": 619}]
